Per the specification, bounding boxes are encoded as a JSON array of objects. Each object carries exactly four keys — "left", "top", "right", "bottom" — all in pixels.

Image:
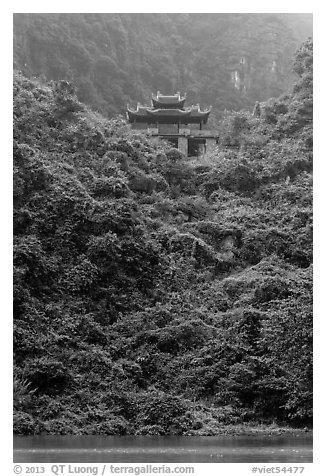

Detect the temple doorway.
[{"left": 188, "top": 138, "right": 206, "bottom": 157}]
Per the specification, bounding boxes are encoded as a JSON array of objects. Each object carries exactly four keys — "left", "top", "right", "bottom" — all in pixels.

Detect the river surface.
[{"left": 14, "top": 435, "right": 313, "bottom": 463}]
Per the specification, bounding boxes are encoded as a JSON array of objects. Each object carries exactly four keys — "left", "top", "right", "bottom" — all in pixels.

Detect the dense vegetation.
[
  {"left": 13, "top": 13, "right": 312, "bottom": 122},
  {"left": 13, "top": 39, "right": 312, "bottom": 435}
]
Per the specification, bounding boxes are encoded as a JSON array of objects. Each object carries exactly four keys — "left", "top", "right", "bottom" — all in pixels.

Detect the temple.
[{"left": 126, "top": 92, "right": 218, "bottom": 157}]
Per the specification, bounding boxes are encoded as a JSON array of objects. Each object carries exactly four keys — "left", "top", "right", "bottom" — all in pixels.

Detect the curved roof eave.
[{"left": 127, "top": 106, "right": 212, "bottom": 123}]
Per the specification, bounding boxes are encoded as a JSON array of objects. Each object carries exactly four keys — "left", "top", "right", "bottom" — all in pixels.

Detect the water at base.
[{"left": 14, "top": 435, "right": 313, "bottom": 463}]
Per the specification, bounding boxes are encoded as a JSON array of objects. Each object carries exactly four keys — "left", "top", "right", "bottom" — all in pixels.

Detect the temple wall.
[
  {"left": 131, "top": 123, "right": 147, "bottom": 130},
  {"left": 193, "top": 130, "right": 214, "bottom": 137},
  {"left": 189, "top": 124, "right": 200, "bottom": 131},
  {"left": 158, "top": 124, "right": 178, "bottom": 134},
  {"left": 178, "top": 136, "right": 188, "bottom": 155}
]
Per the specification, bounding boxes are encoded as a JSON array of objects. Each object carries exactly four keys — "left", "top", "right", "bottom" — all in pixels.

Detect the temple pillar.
[{"left": 178, "top": 136, "right": 188, "bottom": 156}]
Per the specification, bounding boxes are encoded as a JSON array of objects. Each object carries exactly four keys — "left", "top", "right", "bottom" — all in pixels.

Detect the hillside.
[
  {"left": 13, "top": 13, "right": 312, "bottom": 121},
  {"left": 13, "top": 39, "right": 312, "bottom": 435}
]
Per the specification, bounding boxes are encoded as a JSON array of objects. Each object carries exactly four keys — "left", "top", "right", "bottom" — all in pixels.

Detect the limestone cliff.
[{"left": 13, "top": 13, "right": 312, "bottom": 118}]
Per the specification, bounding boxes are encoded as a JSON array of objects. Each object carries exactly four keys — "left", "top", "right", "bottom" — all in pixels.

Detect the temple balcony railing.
[
  {"left": 154, "top": 128, "right": 216, "bottom": 137},
  {"left": 147, "top": 128, "right": 159, "bottom": 134},
  {"left": 131, "top": 124, "right": 217, "bottom": 138},
  {"left": 179, "top": 128, "right": 191, "bottom": 135}
]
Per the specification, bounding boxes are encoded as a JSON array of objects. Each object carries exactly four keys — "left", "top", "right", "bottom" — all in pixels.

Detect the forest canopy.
[
  {"left": 13, "top": 13, "right": 312, "bottom": 121},
  {"left": 13, "top": 33, "right": 312, "bottom": 435}
]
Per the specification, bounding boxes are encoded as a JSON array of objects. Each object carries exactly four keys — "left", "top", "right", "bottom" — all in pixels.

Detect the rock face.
[
  {"left": 13, "top": 13, "right": 312, "bottom": 118},
  {"left": 230, "top": 55, "right": 289, "bottom": 101}
]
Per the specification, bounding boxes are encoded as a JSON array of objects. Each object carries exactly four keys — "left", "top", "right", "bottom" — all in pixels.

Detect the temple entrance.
[
  {"left": 126, "top": 92, "right": 217, "bottom": 158},
  {"left": 188, "top": 138, "right": 206, "bottom": 157}
]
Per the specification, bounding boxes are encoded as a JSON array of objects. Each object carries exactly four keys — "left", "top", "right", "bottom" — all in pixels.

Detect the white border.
[{"left": 3, "top": 4, "right": 322, "bottom": 475}]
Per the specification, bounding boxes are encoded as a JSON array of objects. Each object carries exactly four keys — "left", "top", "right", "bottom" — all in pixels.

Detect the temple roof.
[
  {"left": 151, "top": 91, "right": 186, "bottom": 109},
  {"left": 127, "top": 105, "right": 212, "bottom": 124}
]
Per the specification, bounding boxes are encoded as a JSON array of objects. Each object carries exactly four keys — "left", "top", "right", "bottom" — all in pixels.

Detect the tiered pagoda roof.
[{"left": 127, "top": 92, "right": 212, "bottom": 124}]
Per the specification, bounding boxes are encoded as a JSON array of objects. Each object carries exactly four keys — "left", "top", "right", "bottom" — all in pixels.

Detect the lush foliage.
[
  {"left": 13, "top": 40, "right": 312, "bottom": 435},
  {"left": 13, "top": 13, "right": 312, "bottom": 122}
]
